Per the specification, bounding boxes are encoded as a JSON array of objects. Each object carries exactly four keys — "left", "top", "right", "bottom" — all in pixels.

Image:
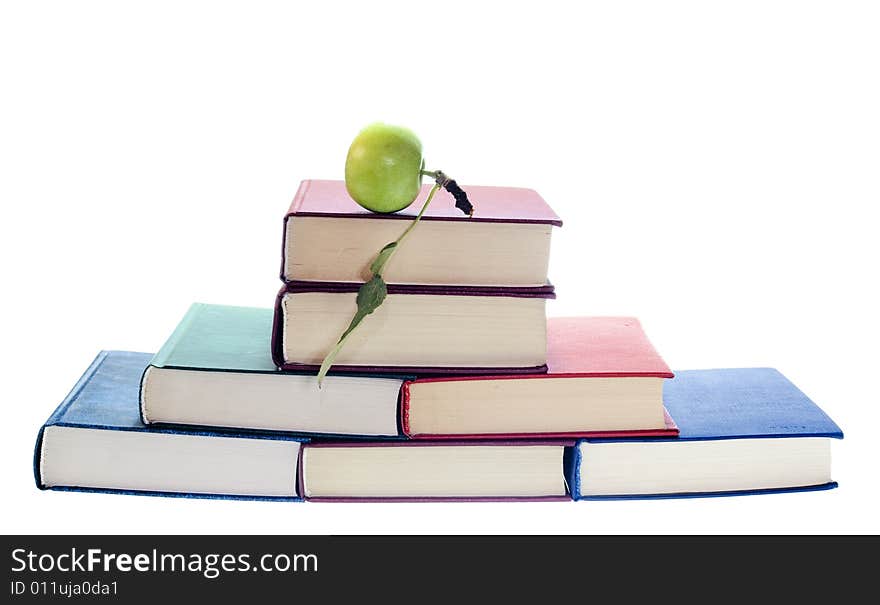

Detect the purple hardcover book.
[
  {"left": 280, "top": 179, "right": 562, "bottom": 287},
  {"left": 299, "top": 440, "right": 574, "bottom": 502},
  {"left": 272, "top": 283, "right": 554, "bottom": 375}
]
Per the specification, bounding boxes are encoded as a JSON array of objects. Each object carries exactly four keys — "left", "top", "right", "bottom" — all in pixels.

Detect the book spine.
[
  {"left": 33, "top": 423, "right": 51, "bottom": 490},
  {"left": 400, "top": 381, "right": 413, "bottom": 436},
  {"left": 296, "top": 443, "right": 306, "bottom": 500},
  {"left": 270, "top": 286, "right": 286, "bottom": 369},
  {"left": 279, "top": 213, "right": 289, "bottom": 282},
  {"left": 138, "top": 366, "right": 154, "bottom": 425},
  {"left": 570, "top": 443, "right": 583, "bottom": 501}
]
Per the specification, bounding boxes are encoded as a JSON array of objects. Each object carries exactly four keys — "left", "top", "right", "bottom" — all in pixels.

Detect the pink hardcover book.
[
  {"left": 280, "top": 179, "right": 562, "bottom": 287},
  {"left": 401, "top": 317, "right": 678, "bottom": 439},
  {"left": 298, "top": 440, "right": 574, "bottom": 502}
]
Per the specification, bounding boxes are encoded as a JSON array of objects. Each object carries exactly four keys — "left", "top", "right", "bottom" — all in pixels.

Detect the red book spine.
[{"left": 400, "top": 381, "right": 412, "bottom": 436}]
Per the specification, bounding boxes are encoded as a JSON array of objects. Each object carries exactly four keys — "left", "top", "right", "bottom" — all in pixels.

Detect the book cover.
[
  {"left": 284, "top": 179, "right": 563, "bottom": 226},
  {"left": 569, "top": 367, "right": 844, "bottom": 500},
  {"left": 142, "top": 303, "right": 409, "bottom": 438},
  {"left": 149, "top": 302, "right": 278, "bottom": 374},
  {"left": 35, "top": 351, "right": 306, "bottom": 501},
  {"left": 272, "top": 283, "right": 554, "bottom": 375},
  {"left": 299, "top": 440, "right": 574, "bottom": 503},
  {"left": 402, "top": 317, "right": 678, "bottom": 439}
]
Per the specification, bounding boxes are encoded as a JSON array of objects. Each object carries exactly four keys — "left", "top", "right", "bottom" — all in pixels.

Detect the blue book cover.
[
  {"left": 568, "top": 368, "right": 843, "bottom": 500},
  {"left": 35, "top": 351, "right": 305, "bottom": 501}
]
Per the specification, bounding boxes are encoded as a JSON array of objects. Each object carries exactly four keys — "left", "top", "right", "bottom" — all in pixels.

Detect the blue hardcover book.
[
  {"left": 568, "top": 368, "right": 843, "bottom": 500},
  {"left": 35, "top": 351, "right": 305, "bottom": 501},
  {"left": 140, "top": 303, "right": 409, "bottom": 438}
]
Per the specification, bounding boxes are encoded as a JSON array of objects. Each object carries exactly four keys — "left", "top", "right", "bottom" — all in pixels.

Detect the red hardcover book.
[
  {"left": 280, "top": 179, "right": 562, "bottom": 287},
  {"left": 401, "top": 317, "right": 678, "bottom": 439}
]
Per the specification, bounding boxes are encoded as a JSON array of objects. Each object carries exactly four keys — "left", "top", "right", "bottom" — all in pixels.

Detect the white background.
[{"left": 2, "top": 1, "right": 878, "bottom": 534}]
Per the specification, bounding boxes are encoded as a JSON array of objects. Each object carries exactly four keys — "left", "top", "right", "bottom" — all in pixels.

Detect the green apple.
[{"left": 345, "top": 122, "right": 424, "bottom": 213}]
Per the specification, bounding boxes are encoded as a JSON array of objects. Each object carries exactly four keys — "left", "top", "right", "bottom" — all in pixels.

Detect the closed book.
[
  {"left": 300, "top": 440, "right": 573, "bottom": 502},
  {"left": 569, "top": 368, "right": 843, "bottom": 500},
  {"left": 141, "top": 303, "right": 407, "bottom": 438},
  {"left": 281, "top": 179, "right": 562, "bottom": 287},
  {"left": 272, "top": 282, "right": 553, "bottom": 375},
  {"left": 35, "top": 351, "right": 305, "bottom": 501},
  {"left": 402, "top": 317, "right": 678, "bottom": 439}
]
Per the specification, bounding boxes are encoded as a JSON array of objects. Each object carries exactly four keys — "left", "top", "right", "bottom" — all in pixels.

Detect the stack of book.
[{"left": 35, "top": 180, "right": 843, "bottom": 502}]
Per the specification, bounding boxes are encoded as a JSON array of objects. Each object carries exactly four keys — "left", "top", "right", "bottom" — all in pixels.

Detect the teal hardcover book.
[
  {"left": 140, "top": 303, "right": 408, "bottom": 438},
  {"left": 36, "top": 351, "right": 305, "bottom": 501}
]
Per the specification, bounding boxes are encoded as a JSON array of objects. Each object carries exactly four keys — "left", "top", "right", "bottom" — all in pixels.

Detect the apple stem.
[
  {"left": 371, "top": 182, "right": 441, "bottom": 279},
  {"left": 420, "top": 169, "right": 474, "bottom": 216},
  {"left": 393, "top": 183, "right": 441, "bottom": 251}
]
